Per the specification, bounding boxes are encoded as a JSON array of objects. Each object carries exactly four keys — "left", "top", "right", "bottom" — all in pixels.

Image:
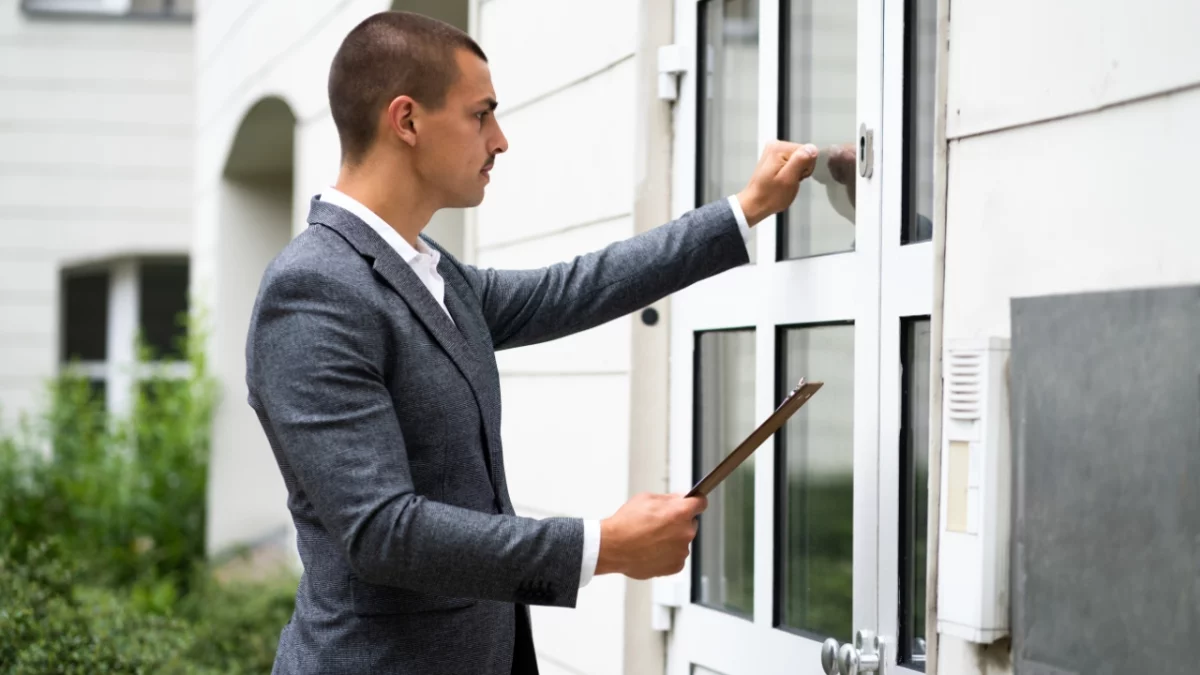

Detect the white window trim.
[{"left": 61, "top": 257, "right": 191, "bottom": 418}]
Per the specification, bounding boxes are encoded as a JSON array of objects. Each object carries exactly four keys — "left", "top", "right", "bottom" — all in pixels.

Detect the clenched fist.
[
  {"left": 595, "top": 492, "right": 708, "bottom": 580},
  {"left": 736, "top": 140, "right": 820, "bottom": 227}
]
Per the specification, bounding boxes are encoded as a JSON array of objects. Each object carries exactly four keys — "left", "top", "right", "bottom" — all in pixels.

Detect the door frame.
[{"left": 663, "top": 0, "right": 934, "bottom": 672}]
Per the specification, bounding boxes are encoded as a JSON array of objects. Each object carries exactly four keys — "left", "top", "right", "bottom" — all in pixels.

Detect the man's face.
[{"left": 412, "top": 49, "right": 508, "bottom": 209}]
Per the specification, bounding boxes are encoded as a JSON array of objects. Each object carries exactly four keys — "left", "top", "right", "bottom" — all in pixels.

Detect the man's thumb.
[{"left": 780, "top": 144, "right": 819, "bottom": 182}]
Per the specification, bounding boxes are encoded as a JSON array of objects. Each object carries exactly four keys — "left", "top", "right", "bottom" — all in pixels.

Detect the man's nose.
[{"left": 492, "top": 125, "right": 509, "bottom": 155}]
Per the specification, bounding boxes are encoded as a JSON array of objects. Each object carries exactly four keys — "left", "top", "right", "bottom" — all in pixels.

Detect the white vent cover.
[{"left": 947, "top": 349, "right": 984, "bottom": 420}]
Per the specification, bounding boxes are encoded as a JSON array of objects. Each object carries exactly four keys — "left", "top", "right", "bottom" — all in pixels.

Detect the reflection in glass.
[
  {"left": 903, "top": 0, "right": 937, "bottom": 243},
  {"left": 901, "top": 318, "right": 931, "bottom": 667},
  {"left": 694, "top": 329, "right": 757, "bottom": 617},
  {"left": 777, "top": 324, "right": 854, "bottom": 638},
  {"left": 780, "top": 0, "right": 857, "bottom": 259},
  {"left": 699, "top": 0, "right": 760, "bottom": 263}
]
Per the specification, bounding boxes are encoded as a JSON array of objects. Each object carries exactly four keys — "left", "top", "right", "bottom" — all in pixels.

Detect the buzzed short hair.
[{"left": 328, "top": 11, "right": 488, "bottom": 164}]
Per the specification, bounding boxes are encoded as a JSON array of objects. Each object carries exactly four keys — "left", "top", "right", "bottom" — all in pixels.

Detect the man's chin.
[{"left": 448, "top": 192, "right": 486, "bottom": 209}]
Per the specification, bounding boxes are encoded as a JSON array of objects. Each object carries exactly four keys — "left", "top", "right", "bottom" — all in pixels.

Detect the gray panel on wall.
[{"left": 1010, "top": 284, "right": 1200, "bottom": 675}]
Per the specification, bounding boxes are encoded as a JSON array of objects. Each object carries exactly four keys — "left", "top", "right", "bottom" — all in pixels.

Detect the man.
[{"left": 245, "top": 10, "right": 819, "bottom": 675}]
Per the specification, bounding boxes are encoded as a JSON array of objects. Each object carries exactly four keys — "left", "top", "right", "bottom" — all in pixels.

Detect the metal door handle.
[
  {"left": 821, "top": 637, "right": 842, "bottom": 674},
  {"left": 858, "top": 123, "right": 874, "bottom": 178},
  {"left": 837, "top": 630, "right": 884, "bottom": 675}
]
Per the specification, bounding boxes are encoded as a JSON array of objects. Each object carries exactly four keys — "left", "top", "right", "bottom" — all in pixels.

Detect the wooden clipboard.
[{"left": 686, "top": 378, "right": 823, "bottom": 498}]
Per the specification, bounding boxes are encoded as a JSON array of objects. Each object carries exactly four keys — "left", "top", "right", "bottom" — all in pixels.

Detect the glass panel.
[
  {"left": 62, "top": 270, "right": 110, "bottom": 362},
  {"left": 777, "top": 323, "right": 854, "bottom": 639},
  {"left": 903, "top": 0, "right": 937, "bottom": 243},
  {"left": 699, "top": 0, "right": 760, "bottom": 263},
  {"left": 693, "top": 328, "right": 757, "bottom": 617},
  {"left": 900, "top": 317, "right": 931, "bottom": 667},
  {"left": 139, "top": 260, "right": 189, "bottom": 360},
  {"left": 780, "top": 0, "right": 857, "bottom": 259}
]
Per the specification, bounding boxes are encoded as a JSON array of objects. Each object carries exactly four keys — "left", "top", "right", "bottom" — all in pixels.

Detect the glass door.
[{"left": 664, "top": 0, "right": 936, "bottom": 672}]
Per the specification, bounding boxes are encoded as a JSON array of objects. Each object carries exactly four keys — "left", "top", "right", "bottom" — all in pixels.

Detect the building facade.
[
  {"left": 3, "top": 0, "right": 1194, "bottom": 673},
  {"left": 0, "top": 0, "right": 194, "bottom": 426}
]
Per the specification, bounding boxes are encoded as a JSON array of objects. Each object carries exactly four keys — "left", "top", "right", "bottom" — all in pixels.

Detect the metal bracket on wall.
[
  {"left": 649, "top": 574, "right": 686, "bottom": 630},
  {"left": 657, "top": 43, "right": 687, "bottom": 101}
]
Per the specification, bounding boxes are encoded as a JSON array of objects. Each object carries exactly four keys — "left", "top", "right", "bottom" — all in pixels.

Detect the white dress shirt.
[{"left": 318, "top": 187, "right": 752, "bottom": 589}]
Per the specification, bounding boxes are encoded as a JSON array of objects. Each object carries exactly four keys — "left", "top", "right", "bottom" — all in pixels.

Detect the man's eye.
[{"left": 476, "top": 111, "right": 490, "bottom": 121}]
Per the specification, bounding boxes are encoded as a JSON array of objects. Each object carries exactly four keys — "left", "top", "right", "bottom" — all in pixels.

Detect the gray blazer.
[{"left": 245, "top": 195, "right": 749, "bottom": 675}]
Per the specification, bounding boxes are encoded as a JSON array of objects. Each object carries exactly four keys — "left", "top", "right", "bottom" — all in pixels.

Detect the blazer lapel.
[
  {"left": 307, "top": 198, "right": 489, "bottom": 424},
  {"left": 437, "top": 259, "right": 514, "bottom": 512}
]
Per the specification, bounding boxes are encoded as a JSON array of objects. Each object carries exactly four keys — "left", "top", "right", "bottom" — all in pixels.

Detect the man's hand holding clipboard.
[{"left": 687, "top": 378, "right": 823, "bottom": 498}]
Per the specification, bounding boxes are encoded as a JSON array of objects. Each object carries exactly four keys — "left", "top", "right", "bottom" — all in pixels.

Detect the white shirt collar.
[{"left": 319, "top": 187, "right": 440, "bottom": 266}]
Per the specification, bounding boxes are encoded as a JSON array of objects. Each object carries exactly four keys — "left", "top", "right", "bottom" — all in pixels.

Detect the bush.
[{"left": 0, "top": 315, "right": 295, "bottom": 674}]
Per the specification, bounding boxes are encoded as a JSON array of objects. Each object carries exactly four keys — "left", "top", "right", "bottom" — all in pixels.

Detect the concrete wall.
[
  {"left": 0, "top": 0, "right": 192, "bottom": 426},
  {"left": 937, "top": 0, "right": 1200, "bottom": 672}
]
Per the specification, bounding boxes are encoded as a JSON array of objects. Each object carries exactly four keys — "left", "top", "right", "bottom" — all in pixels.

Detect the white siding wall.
[
  {"left": 475, "top": 0, "right": 640, "bottom": 672},
  {"left": 939, "top": 0, "right": 1200, "bottom": 673},
  {"left": 0, "top": 0, "right": 193, "bottom": 426}
]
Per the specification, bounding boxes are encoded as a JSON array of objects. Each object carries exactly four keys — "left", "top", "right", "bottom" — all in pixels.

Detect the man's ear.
[{"left": 386, "top": 96, "right": 419, "bottom": 147}]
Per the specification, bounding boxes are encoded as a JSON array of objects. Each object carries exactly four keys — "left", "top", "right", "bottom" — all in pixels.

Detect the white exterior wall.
[
  {"left": 0, "top": 0, "right": 193, "bottom": 426},
  {"left": 474, "top": 0, "right": 643, "bottom": 673},
  {"left": 936, "top": 0, "right": 1200, "bottom": 673}
]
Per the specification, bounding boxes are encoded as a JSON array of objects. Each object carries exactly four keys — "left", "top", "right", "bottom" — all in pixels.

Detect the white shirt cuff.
[
  {"left": 579, "top": 518, "right": 601, "bottom": 588},
  {"left": 727, "top": 195, "right": 753, "bottom": 252}
]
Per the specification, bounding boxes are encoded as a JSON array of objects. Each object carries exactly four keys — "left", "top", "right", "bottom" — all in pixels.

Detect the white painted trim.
[{"left": 106, "top": 259, "right": 139, "bottom": 417}]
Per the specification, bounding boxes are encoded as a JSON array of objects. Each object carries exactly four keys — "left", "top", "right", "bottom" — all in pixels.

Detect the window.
[
  {"left": 899, "top": 317, "right": 931, "bottom": 668},
  {"left": 778, "top": 0, "right": 858, "bottom": 259},
  {"left": 63, "top": 269, "right": 110, "bottom": 363},
  {"left": 22, "top": 0, "right": 192, "bottom": 19},
  {"left": 698, "top": 0, "right": 760, "bottom": 263},
  {"left": 139, "top": 260, "right": 189, "bottom": 360},
  {"left": 775, "top": 323, "right": 855, "bottom": 639},
  {"left": 693, "top": 328, "right": 757, "bottom": 617},
  {"left": 902, "top": 0, "right": 937, "bottom": 244},
  {"left": 59, "top": 257, "right": 190, "bottom": 416}
]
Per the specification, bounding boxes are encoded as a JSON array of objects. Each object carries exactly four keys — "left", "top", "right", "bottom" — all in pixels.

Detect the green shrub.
[
  {"left": 0, "top": 538, "right": 195, "bottom": 675},
  {"left": 0, "top": 313, "right": 295, "bottom": 674}
]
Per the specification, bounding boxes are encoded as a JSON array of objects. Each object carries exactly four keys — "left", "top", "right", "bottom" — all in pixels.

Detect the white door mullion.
[
  {"left": 852, "top": 0, "right": 885, "bottom": 637},
  {"left": 751, "top": 0, "right": 781, "bottom": 629}
]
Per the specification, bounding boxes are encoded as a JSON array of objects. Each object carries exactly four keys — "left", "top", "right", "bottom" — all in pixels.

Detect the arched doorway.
[{"left": 206, "top": 96, "right": 297, "bottom": 565}]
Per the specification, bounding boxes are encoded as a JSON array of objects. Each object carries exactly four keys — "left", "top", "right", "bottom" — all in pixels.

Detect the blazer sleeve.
[
  {"left": 460, "top": 198, "right": 750, "bottom": 351},
  {"left": 247, "top": 267, "right": 585, "bottom": 607}
]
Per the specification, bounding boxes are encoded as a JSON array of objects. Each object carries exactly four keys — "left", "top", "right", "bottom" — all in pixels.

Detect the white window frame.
[{"left": 60, "top": 256, "right": 192, "bottom": 418}]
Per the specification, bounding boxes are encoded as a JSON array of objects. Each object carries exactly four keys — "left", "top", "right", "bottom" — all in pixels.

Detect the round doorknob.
[
  {"left": 838, "top": 643, "right": 860, "bottom": 675},
  {"left": 820, "top": 638, "right": 840, "bottom": 674}
]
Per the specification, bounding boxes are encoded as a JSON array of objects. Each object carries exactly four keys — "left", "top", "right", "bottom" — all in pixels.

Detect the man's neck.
[{"left": 333, "top": 162, "right": 436, "bottom": 249}]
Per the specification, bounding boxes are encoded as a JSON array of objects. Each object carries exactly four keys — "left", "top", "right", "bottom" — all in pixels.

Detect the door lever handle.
[{"left": 838, "top": 630, "right": 884, "bottom": 675}]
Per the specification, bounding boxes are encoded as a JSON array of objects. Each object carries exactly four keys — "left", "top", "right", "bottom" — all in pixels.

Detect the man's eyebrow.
[{"left": 477, "top": 97, "right": 498, "bottom": 111}]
